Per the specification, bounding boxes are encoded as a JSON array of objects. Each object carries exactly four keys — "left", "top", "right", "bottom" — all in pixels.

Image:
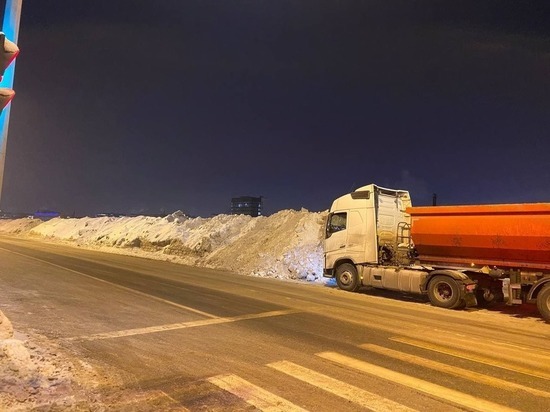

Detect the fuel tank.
[{"left": 407, "top": 203, "right": 550, "bottom": 271}]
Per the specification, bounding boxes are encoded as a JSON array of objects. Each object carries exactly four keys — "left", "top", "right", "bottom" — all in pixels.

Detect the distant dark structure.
[
  {"left": 231, "top": 196, "right": 263, "bottom": 217},
  {"left": 0, "top": 210, "right": 28, "bottom": 219}
]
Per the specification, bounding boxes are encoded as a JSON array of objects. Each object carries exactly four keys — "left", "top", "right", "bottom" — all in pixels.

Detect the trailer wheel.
[
  {"left": 335, "top": 263, "right": 360, "bottom": 292},
  {"left": 428, "top": 276, "right": 462, "bottom": 309},
  {"left": 536, "top": 285, "right": 550, "bottom": 323}
]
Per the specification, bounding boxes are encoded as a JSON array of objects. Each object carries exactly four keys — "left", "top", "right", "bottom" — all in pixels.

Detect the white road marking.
[
  {"left": 88, "top": 389, "right": 190, "bottom": 411},
  {"left": 207, "top": 374, "right": 308, "bottom": 412},
  {"left": 0, "top": 245, "right": 219, "bottom": 318},
  {"left": 158, "top": 390, "right": 190, "bottom": 411},
  {"left": 361, "top": 343, "right": 550, "bottom": 398},
  {"left": 392, "top": 336, "right": 550, "bottom": 381},
  {"left": 68, "top": 309, "right": 300, "bottom": 341},
  {"left": 317, "top": 351, "right": 521, "bottom": 412},
  {"left": 428, "top": 329, "right": 550, "bottom": 363},
  {"left": 268, "top": 360, "right": 417, "bottom": 412}
]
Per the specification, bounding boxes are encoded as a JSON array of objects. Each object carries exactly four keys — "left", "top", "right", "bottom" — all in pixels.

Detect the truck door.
[{"left": 325, "top": 212, "right": 348, "bottom": 269}]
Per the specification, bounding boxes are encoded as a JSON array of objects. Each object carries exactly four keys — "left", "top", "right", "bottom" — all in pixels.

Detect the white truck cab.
[
  {"left": 324, "top": 183, "right": 477, "bottom": 309},
  {"left": 324, "top": 183, "right": 412, "bottom": 272}
]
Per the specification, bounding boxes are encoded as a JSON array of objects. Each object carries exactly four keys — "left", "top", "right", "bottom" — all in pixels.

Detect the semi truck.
[{"left": 323, "top": 183, "right": 550, "bottom": 323}]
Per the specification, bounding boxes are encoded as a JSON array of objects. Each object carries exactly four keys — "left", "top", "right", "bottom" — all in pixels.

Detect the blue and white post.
[{"left": 0, "top": 0, "right": 22, "bottom": 209}]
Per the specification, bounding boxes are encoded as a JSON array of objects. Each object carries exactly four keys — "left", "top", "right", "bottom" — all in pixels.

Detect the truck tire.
[
  {"left": 428, "top": 276, "right": 462, "bottom": 309},
  {"left": 335, "top": 263, "right": 360, "bottom": 292},
  {"left": 475, "top": 288, "right": 503, "bottom": 307},
  {"left": 536, "top": 285, "right": 550, "bottom": 323}
]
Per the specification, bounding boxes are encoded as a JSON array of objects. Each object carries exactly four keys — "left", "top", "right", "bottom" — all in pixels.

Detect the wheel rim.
[
  {"left": 339, "top": 271, "right": 353, "bottom": 286},
  {"left": 434, "top": 281, "right": 453, "bottom": 302}
]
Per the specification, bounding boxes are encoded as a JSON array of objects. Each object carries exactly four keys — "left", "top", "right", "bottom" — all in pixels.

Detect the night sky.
[{"left": 1, "top": 0, "right": 549, "bottom": 217}]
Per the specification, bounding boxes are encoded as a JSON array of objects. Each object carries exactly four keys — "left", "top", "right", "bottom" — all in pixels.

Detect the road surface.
[{"left": 1, "top": 235, "right": 549, "bottom": 411}]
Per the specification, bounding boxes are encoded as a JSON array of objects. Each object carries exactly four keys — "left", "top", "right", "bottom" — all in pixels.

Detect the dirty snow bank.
[
  {"left": 11, "top": 209, "right": 328, "bottom": 282},
  {"left": 0, "top": 311, "right": 106, "bottom": 410},
  {"left": 0, "top": 218, "right": 42, "bottom": 234}
]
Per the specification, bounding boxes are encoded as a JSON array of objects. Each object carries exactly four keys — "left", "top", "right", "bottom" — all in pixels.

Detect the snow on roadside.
[
  {"left": 0, "top": 209, "right": 327, "bottom": 409},
  {"left": 0, "top": 311, "right": 106, "bottom": 410},
  {"left": 9, "top": 209, "right": 328, "bottom": 282},
  {"left": 205, "top": 209, "right": 326, "bottom": 280},
  {"left": 0, "top": 218, "right": 42, "bottom": 234}
]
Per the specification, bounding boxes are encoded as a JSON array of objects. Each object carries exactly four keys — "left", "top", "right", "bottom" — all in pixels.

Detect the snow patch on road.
[{"left": 0, "top": 311, "right": 107, "bottom": 410}]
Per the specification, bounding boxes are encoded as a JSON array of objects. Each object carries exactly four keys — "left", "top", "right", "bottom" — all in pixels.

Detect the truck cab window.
[{"left": 326, "top": 212, "right": 347, "bottom": 238}]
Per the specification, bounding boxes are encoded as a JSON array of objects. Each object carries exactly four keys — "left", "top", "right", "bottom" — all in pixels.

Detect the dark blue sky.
[{"left": 1, "top": 0, "right": 549, "bottom": 216}]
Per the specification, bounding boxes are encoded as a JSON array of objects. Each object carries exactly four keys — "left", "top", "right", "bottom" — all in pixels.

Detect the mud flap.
[
  {"left": 463, "top": 291, "right": 478, "bottom": 307},
  {"left": 462, "top": 282, "right": 478, "bottom": 307}
]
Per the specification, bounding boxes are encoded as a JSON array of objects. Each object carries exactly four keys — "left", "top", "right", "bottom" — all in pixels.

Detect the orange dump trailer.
[
  {"left": 407, "top": 203, "right": 550, "bottom": 271},
  {"left": 407, "top": 203, "right": 550, "bottom": 322}
]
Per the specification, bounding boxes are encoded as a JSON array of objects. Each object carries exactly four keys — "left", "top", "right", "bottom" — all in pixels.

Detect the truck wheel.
[
  {"left": 536, "top": 285, "right": 550, "bottom": 323},
  {"left": 428, "top": 276, "right": 462, "bottom": 309},
  {"left": 475, "top": 288, "right": 503, "bottom": 307},
  {"left": 335, "top": 263, "right": 360, "bottom": 292}
]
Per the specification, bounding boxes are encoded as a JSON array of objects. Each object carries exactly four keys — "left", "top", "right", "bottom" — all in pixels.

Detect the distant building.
[{"left": 231, "top": 196, "right": 263, "bottom": 217}]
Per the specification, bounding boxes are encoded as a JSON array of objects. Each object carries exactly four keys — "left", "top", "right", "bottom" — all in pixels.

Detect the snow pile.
[
  {"left": 2, "top": 209, "right": 328, "bottom": 282},
  {"left": 0, "top": 311, "right": 104, "bottom": 409},
  {"left": 205, "top": 209, "right": 326, "bottom": 280},
  {"left": 0, "top": 218, "right": 42, "bottom": 234}
]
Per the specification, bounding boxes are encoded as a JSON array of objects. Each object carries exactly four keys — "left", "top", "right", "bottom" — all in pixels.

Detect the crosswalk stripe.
[
  {"left": 268, "top": 360, "right": 417, "bottom": 412},
  {"left": 360, "top": 343, "right": 550, "bottom": 398},
  {"left": 392, "top": 337, "right": 550, "bottom": 381},
  {"left": 207, "top": 374, "right": 308, "bottom": 412},
  {"left": 483, "top": 340, "right": 550, "bottom": 359},
  {"left": 427, "top": 329, "right": 550, "bottom": 364},
  {"left": 317, "top": 352, "right": 520, "bottom": 412}
]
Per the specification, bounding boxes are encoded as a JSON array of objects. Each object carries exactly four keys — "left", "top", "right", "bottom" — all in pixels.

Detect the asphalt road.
[{"left": 1, "top": 236, "right": 549, "bottom": 411}]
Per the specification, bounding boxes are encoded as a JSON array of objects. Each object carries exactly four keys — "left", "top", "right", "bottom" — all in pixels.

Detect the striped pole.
[{"left": 0, "top": 0, "right": 23, "bottom": 209}]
